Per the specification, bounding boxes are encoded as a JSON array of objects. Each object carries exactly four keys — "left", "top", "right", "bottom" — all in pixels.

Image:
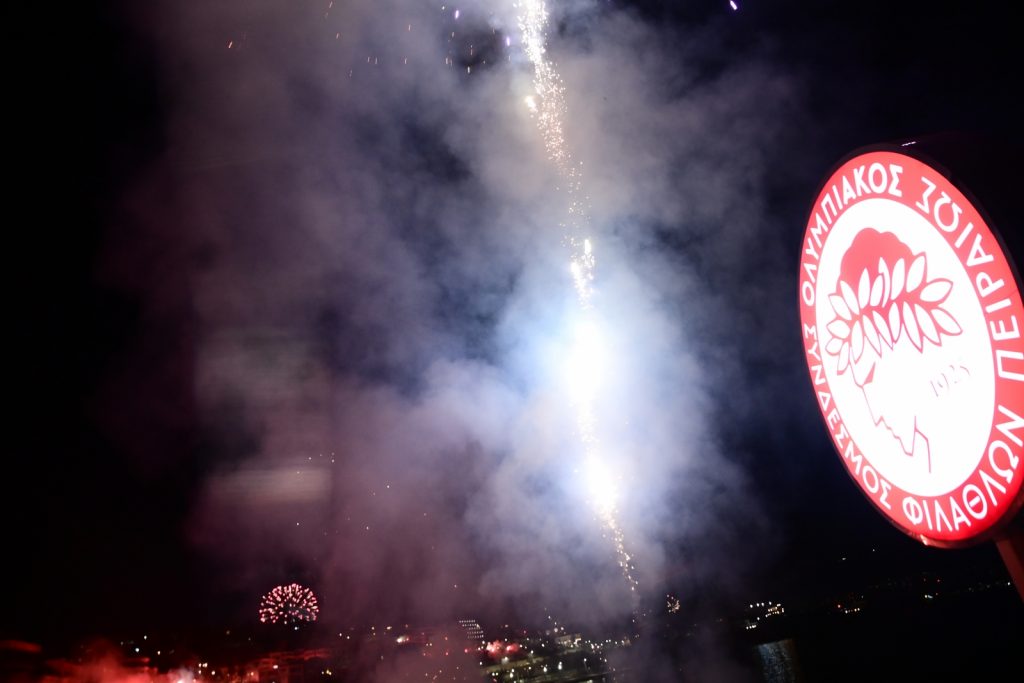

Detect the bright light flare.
[
  {"left": 565, "top": 318, "right": 606, "bottom": 404},
  {"left": 585, "top": 458, "right": 619, "bottom": 516}
]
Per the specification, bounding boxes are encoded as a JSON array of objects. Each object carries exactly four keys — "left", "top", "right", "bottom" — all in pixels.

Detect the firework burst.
[{"left": 258, "top": 583, "right": 320, "bottom": 624}]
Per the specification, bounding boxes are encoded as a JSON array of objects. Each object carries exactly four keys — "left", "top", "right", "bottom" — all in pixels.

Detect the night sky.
[{"left": 8, "top": 0, "right": 1024, "bottom": 651}]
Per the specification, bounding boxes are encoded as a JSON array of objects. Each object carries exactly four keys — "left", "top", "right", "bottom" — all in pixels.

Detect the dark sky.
[{"left": 8, "top": 0, "right": 1023, "bottom": 648}]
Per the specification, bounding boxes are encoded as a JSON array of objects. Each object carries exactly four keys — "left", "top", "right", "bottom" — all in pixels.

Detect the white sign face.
[{"left": 799, "top": 150, "right": 1024, "bottom": 546}]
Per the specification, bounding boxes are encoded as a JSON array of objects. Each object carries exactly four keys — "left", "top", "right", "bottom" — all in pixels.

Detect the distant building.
[
  {"left": 252, "top": 649, "right": 332, "bottom": 683},
  {"left": 457, "top": 619, "right": 485, "bottom": 644},
  {"left": 742, "top": 600, "right": 787, "bottom": 632},
  {"left": 553, "top": 632, "right": 582, "bottom": 652}
]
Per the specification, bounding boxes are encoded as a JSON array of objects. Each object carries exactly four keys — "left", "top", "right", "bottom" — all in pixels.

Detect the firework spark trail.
[{"left": 515, "top": 0, "right": 641, "bottom": 609}]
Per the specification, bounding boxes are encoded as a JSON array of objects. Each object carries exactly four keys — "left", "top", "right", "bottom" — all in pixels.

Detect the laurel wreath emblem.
[{"left": 824, "top": 254, "right": 962, "bottom": 374}]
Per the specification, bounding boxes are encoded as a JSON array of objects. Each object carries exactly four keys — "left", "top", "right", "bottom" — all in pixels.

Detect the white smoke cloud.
[{"left": 144, "top": 0, "right": 805, "bottom": 648}]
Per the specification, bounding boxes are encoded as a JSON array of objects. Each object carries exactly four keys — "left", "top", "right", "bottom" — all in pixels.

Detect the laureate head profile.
[{"left": 823, "top": 228, "right": 963, "bottom": 473}]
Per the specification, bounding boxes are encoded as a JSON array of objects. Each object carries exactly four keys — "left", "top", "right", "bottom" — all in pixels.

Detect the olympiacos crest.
[{"left": 800, "top": 148, "right": 1024, "bottom": 546}]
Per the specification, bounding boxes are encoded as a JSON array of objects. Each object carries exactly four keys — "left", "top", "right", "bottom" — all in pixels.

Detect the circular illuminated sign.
[{"left": 799, "top": 148, "right": 1024, "bottom": 546}]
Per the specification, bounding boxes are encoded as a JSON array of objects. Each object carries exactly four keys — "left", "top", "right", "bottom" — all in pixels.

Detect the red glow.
[{"left": 484, "top": 640, "right": 520, "bottom": 660}]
